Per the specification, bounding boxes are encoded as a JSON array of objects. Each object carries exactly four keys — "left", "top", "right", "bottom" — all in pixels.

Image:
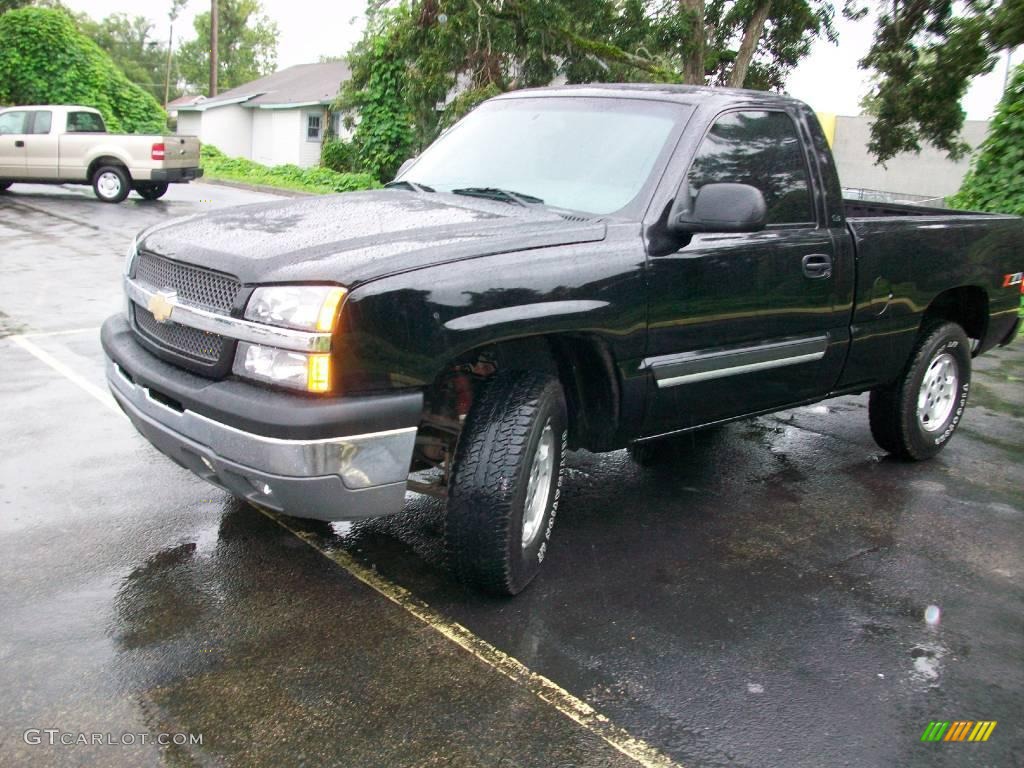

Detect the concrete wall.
[{"left": 830, "top": 115, "right": 991, "bottom": 200}]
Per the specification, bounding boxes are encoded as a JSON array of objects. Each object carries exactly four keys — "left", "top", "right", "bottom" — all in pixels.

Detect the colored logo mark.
[{"left": 920, "top": 721, "right": 997, "bottom": 742}]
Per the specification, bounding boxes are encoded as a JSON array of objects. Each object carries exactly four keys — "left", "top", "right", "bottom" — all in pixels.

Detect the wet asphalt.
[{"left": 0, "top": 182, "right": 1021, "bottom": 768}]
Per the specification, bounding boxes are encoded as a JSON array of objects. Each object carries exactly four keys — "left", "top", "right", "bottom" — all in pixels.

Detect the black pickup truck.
[{"left": 102, "top": 84, "right": 1022, "bottom": 594}]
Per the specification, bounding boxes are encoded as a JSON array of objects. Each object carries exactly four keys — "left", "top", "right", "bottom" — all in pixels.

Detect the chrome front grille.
[
  {"left": 134, "top": 251, "right": 240, "bottom": 313},
  {"left": 133, "top": 305, "right": 225, "bottom": 362}
]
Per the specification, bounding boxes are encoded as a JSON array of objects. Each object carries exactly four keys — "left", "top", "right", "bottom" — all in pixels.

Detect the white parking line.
[
  {"left": 15, "top": 327, "right": 101, "bottom": 338},
  {"left": 10, "top": 333, "right": 682, "bottom": 768},
  {"left": 9, "top": 332, "right": 123, "bottom": 417}
]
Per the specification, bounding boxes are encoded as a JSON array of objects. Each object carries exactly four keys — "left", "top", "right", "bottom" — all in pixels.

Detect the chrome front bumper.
[{"left": 106, "top": 357, "right": 417, "bottom": 521}]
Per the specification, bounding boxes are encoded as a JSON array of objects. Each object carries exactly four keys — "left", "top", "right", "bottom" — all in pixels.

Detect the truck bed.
[{"left": 843, "top": 199, "right": 985, "bottom": 219}]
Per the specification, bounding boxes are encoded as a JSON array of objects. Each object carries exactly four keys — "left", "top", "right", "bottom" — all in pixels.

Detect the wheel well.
[
  {"left": 87, "top": 156, "right": 130, "bottom": 182},
  {"left": 422, "top": 334, "right": 621, "bottom": 452},
  {"left": 922, "top": 286, "right": 988, "bottom": 351}
]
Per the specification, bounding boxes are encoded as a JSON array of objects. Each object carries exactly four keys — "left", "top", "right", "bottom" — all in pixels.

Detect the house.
[{"left": 176, "top": 62, "right": 350, "bottom": 168}]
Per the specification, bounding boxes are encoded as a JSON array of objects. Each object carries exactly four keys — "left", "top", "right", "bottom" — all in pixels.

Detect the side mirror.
[
  {"left": 669, "top": 182, "right": 767, "bottom": 235},
  {"left": 396, "top": 157, "right": 416, "bottom": 177}
]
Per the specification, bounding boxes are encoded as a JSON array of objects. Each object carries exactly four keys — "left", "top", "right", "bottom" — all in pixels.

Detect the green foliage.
[
  {"left": 77, "top": 13, "right": 171, "bottom": 102},
  {"left": 949, "top": 64, "right": 1024, "bottom": 216},
  {"left": 177, "top": 0, "right": 278, "bottom": 93},
  {"left": 0, "top": 7, "right": 166, "bottom": 132},
  {"left": 320, "top": 137, "right": 357, "bottom": 173},
  {"left": 342, "top": 21, "right": 415, "bottom": 182},
  {"left": 200, "top": 144, "right": 380, "bottom": 194},
  {"left": 341, "top": 0, "right": 839, "bottom": 181},
  {"left": 861, "top": 0, "right": 1024, "bottom": 162}
]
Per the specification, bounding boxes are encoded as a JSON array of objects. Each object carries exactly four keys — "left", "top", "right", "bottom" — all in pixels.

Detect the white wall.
[
  {"left": 184, "top": 104, "right": 253, "bottom": 159},
  {"left": 176, "top": 111, "right": 201, "bottom": 137},
  {"left": 298, "top": 109, "right": 327, "bottom": 169},
  {"left": 252, "top": 109, "right": 301, "bottom": 167},
  {"left": 831, "top": 116, "right": 991, "bottom": 199}
]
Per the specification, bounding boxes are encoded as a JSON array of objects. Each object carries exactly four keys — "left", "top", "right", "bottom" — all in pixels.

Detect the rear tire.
[
  {"left": 869, "top": 321, "right": 971, "bottom": 460},
  {"left": 445, "top": 370, "right": 567, "bottom": 596},
  {"left": 135, "top": 182, "right": 169, "bottom": 200},
  {"left": 92, "top": 165, "right": 130, "bottom": 203}
]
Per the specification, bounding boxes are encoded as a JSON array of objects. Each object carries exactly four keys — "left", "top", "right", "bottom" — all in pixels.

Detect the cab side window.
[
  {"left": 66, "top": 111, "right": 105, "bottom": 133},
  {"left": 687, "top": 110, "right": 815, "bottom": 226},
  {"left": 31, "top": 111, "right": 52, "bottom": 135},
  {"left": 0, "top": 111, "right": 28, "bottom": 135}
]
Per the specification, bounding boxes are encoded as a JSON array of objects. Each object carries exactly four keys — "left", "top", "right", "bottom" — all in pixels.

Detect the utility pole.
[
  {"left": 209, "top": 0, "right": 219, "bottom": 97},
  {"left": 164, "top": 0, "right": 184, "bottom": 109}
]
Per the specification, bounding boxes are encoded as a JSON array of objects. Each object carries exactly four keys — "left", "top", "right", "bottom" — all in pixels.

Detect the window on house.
[{"left": 306, "top": 114, "right": 321, "bottom": 141}]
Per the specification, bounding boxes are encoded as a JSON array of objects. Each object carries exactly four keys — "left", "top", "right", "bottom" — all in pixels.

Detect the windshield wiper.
[
  {"left": 451, "top": 187, "right": 544, "bottom": 207},
  {"left": 385, "top": 180, "right": 435, "bottom": 193}
]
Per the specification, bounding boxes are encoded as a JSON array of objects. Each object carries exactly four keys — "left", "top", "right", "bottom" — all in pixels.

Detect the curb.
[{"left": 195, "top": 177, "right": 317, "bottom": 198}]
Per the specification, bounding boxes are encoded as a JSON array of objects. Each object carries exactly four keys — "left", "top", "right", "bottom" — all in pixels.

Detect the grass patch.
[{"left": 200, "top": 144, "right": 380, "bottom": 195}]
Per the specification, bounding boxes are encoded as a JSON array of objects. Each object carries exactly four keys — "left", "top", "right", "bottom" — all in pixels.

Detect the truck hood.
[{"left": 139, "top": 190, "right": 606, "bottom": 286}]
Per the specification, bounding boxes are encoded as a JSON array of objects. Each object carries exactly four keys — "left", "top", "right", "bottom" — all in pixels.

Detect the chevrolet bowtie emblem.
[{"left": 148, "top": 290, "right": 177, "bottom": 323}]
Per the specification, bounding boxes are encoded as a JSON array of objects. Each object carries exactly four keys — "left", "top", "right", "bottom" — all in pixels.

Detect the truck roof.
[
  {"left": 0, "top": 104, "right": 99, "bottom": 112},
  {"left": 495, "top": 83, "right": 807, "bottom": 110}
]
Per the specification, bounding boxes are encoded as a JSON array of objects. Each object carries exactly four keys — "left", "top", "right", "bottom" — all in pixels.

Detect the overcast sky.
[{"left": 64, "top": 0, "right": 1015, "bottom": 120}]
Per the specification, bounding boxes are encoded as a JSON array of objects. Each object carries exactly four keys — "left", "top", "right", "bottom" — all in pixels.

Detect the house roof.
[
  {"left": 167, "top": 93, "right": 204, "bottom": 109},
  {"left": 179, "top": 62, "right": 350, "bottom": 112}
]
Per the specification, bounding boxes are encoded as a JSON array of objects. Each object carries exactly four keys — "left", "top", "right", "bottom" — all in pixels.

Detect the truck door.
[
  {"left": 24, "top": 110, "right": 58, "bottom": 179},
  {"left": 0, "top": 110, "right": 29, "bottom": 177},
  {"left": 642, "top": 108, "right": 849, "bottom": 434}
]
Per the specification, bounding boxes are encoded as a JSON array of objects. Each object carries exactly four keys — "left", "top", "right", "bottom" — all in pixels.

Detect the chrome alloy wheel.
[
  {"left": 522, "top": 421, "right": 555, "bottom": 548},
  {"left": 917, "top": 352, "right": 958, "bottom": 432},
  {"left": 97, "top": 171, "right": 122, "bottom": 199}
]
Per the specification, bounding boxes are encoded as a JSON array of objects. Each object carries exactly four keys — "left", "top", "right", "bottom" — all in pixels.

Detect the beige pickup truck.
[{"left": 0, "top": 105, "right": 202, "bottom": 203}]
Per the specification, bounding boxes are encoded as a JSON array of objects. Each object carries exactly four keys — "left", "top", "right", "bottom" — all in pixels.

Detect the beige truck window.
[
  {"left": 31, "top": 111, "right": 52, "bottom": 135},
  {"left": 66, "top": 111, "right": 105, "bottom": 133},
  {"left": 0, "top": 111, "right": 28, "bottom": 135}
]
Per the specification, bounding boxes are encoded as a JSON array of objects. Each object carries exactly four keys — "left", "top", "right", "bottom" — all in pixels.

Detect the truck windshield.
[{"left": 399, "top": 97, "right": 686, "bottom": 216}]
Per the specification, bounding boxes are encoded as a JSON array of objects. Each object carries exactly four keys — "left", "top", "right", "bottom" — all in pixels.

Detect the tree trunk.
[
  {"left": 679, "top": 0, "right": 705, "bottom": 84},
  {"left": 728, "top": 0, "right": 772, "bottom": 88}
]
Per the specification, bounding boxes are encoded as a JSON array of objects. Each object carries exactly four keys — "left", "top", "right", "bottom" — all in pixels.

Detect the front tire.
[
  {"left": 445, "top": 371, "right": 567, "bottom": 595},
  {"left": 869, "top": 321, "right": 971, "bottom": 460},
  {"left": 135, "top": 182, "right": 169, "bottom": 200},
  {"left": 92, "top": 165, "right": 130, "bottom": 203}
]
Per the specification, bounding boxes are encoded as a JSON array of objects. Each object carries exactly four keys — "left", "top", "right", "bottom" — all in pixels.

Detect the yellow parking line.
[
  {"left": 260, "top": 508, "right": 683, "bottom": 768},
  {"left": 10, "top": 335, "right": 681, "bottom": 768}
]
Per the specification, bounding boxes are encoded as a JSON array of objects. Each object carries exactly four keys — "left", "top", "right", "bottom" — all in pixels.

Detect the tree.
[
  {"left": 948, "top": 64, "right": 1024, "bottom": 215},
  {"left": 177, "top": 0, "right": 278, "bottom": 93},
  {"left": 78, "top": 13, "right": 169, "bottom": 102},
  {"left": 861, "top": 0, "right": 1024, "bottom": 162},
  {"left": 0, "top": 7, "right": 166, "bottom": 132},
  {"left": 340, "top": 0, "right": 840, "bottom": 181}
]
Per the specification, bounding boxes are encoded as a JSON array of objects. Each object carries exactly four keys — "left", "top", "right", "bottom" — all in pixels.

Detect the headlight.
[
  {"left": 244, "top": 285, "right": 346, "bottom": 332},
  {"left": 233, "top": 342, "right": 332, "bottom": 393}
]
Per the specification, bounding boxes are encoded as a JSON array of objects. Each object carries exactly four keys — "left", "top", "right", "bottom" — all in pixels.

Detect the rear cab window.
[
  {"left": 687, "top": 110, "right": 816, "bottom": 226},
  {"left": 66, "top": 111, "right": 106, "bottom": 133}
]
